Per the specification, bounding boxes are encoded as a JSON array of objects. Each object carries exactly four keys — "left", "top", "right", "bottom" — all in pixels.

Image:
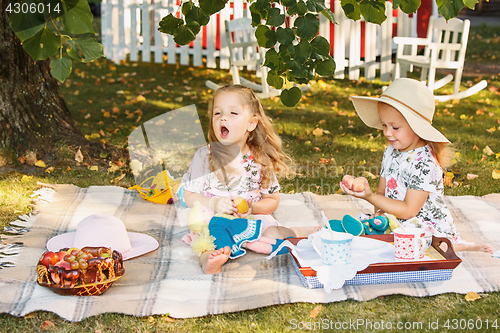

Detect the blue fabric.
[
  {"left": 177, "top": 186, "right": 187, "bottom": 207},
  {"left": 271, "top": 239, "right": 290, "bottom": 255},
  {"left": 209, "top": 216, "right": 263, "bottom": 259}
]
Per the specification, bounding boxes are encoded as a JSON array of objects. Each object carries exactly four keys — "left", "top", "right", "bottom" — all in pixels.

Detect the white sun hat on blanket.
[{"left": 46, "top": 214, "right": 159, "bottom": 260}]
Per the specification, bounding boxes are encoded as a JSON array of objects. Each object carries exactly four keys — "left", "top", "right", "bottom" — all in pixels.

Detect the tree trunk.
[{"left": 0, "top": 0, "right": 86, "bottom": 157}]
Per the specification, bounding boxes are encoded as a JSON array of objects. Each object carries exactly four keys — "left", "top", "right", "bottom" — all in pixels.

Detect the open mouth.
[{"left": 221, "top": 126, "right": 229, "bottom": 139}]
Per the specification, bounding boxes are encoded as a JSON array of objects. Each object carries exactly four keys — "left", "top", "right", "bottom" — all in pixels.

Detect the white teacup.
[
  {"left": 310, "top": 229, "right": 353, "bottom": 265},
  {"left": 393, "top": 227, "right": 429, "bottom": 260}
]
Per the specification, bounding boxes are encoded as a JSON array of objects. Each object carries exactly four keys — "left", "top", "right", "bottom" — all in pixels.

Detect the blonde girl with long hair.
[{"left": 181, "top": 84, "right": 319, "bottom": 274}]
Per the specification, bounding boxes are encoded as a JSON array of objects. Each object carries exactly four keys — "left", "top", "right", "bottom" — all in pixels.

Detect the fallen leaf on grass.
[
  {"left": 309, "top": 305, "right": 322, "bottom": 318},
  {"left": 35, "top": 160, "right": 46, "bottom": 168},
  {"left": 75, "top": 149, "right": 84, "bottom": 163},
  {"left": 493, "top": 169, "right": 500, "bottom": 180},
  {"left": 161, "top": 315, "right": 175, "bottom": 323},
  {"left": 45, "top": 166, "right": 55, "bottom": 173},
  {"left": 483, "top": 146, "right": 494, "bottom": 156},
  {"left": 312, "top": 128, "right": 324, "bottom": 137},
  {"left": 361, "top": 170, "right": 377, "bottom": 179},
  {"left": 108, "top": 162, "right": 121, "bottom": 173},
  {"left": 467, "top": 173, "right": 478, "bottom": 180},
  {"left": 88, "top": 166, "right": 99, "bottom": 171},
  {"left": 21, "top": 175, "right": 33, "bottom": 182},
  {"left": 42, "top": 320, "right": 55, "bottom": 330},
  {"left": 110, "top": 173, "right": 126, "bottom": 183},
  {"left": 465, "top": 292, "right": 481, "bottom": 302}
]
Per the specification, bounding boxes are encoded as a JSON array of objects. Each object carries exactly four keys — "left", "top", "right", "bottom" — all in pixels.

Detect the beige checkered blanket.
[{"left": 0, "top": 184, "right": 498, "bottom": 321}]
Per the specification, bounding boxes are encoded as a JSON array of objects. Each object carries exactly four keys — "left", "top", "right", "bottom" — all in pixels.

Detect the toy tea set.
[
  {"left": 289, "top": 211, "right": 462, "bottom": 292},
  {"left": 37, "top": 214, "right": 159, "bottom": 296}
]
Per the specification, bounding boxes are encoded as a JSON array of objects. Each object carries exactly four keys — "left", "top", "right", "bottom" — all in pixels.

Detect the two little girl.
[{"left": 182, "top": 79, "right": 491, "bottom": 275}]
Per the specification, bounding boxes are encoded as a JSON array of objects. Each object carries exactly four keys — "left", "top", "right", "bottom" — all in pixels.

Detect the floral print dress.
[
  {"left": 180, "top": 145, "right": 280, "bottom": 202},
  {"left": 380, "top": 145, "right": 460, "bottom": 241}
]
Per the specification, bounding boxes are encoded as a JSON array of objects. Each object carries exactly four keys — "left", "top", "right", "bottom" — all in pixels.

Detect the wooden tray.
[{"left": 288, "top": 234, "right": 462, "bottom": 287}]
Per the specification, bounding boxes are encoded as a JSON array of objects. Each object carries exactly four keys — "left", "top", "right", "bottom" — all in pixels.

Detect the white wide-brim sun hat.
[
  {"left": 350, "top": 78, "right": 450, "bottom": 143},
  {"left": 46, "top": 214, "right": 159, "bottom": 260}
]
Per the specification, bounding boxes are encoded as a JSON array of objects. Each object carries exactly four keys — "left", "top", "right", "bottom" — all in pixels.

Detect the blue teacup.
[{"left": 311, "top": 230, "right": 353, "bottom": 265}]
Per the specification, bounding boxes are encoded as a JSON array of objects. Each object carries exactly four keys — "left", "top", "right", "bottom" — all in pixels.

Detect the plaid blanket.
[{"left": 0, "top": 184, "right": 498, "bottom": 322}]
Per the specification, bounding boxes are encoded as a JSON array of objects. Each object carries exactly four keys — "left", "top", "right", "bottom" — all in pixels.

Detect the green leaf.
[
  {"left": 315, "top": 57, "right": 336, "bottom": 76},
  {"left": 463, "top": 0, "right": 478, "bottom": 10},
  {"left": 255, "top": 25, "right": 277, "bottom": 48},
  {"left": 182, "top": 1, "right": 193, "bottom": 16},
  {"left": 255, "top": 0, "right": 272, "bottom": 11},
  {"left": 310, "top": 35, "right": 331, "bottom": 58},
  {"left": 61, "top": 0, "right": 95, "bottom": 34},
  {"left": 199, "top": 0, "right": 228, "bottom": 16},
  {"left": 264, "top": 48, "right": 281, "bottom": 70},
  {"left": 341, "top": 0, "right": 361, "bottom": 20},
  {"left": 294, "top": 13, "right": 319, "bottom": 39},
  {"left": 22, "top": 28, "right": 61, "bottom": 61},
  {"left": 185, "top": 6, "right": 210, "bottom": 26},
  {"left": 250, "top": 3, "right": 264, "bottom": 25},
  {"left": 159, "top": 14, "right": 184, "bottom": 35},
  {"left": 67, "top": 38, "right": 103, "bottom": 63},
  {"left": 320, "top": 9, "right": 337, "bottom": 23},
  {"left": 397, "top": 0, "right": 420, "bottom": 13},
  {"left": 288, "top": 0, "right": 308, "bottom": 16},
  {"left": 173, "top": 24, "right": 197, "bottom": 45},
  {"left": 286, "top": 59, "right": 309, "bottom": 78},
  {"left": 50, "top": 55, "right": 72, "bottom": 82},
  {"left": 267, "top": 7, "right": 286, "bottom": 27},
  {"left": 360, "top": 0, "right": 387, "bottom": 24},
  {"left": 436, "top": 0, "right": 465, "bottom": 20},
  {"left": 276, "top": 27, "right": 295, "bottom": 45},
  {"left": 293, "top": 40, "right": 312, "bottom": 62},
  {"left": 267, "top": 71, "right": 284, "bottom": 89},
  {"left": 281, "top": 0, "right": 297, "bottom": 6},
  {"left": 307, "top": 0, "right": 328, "bottom": 12},
  {"left": 9, "top": 9, "right": 45, "bottom": 42},
  {"left": 279, "top": 42, "right": 295, "bottom": 57},
  {"left": 280, "top": 87, "right": 302, "bottom": 107}
]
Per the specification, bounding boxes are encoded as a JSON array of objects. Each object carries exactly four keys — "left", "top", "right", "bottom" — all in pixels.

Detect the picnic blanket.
[{"left": 0, "top": 184, "right": 499, "bottom": 322}]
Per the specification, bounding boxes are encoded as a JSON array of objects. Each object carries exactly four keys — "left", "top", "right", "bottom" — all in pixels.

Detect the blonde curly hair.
[{"left": 207, "top": 84, "right": 294, "bottom": 188}]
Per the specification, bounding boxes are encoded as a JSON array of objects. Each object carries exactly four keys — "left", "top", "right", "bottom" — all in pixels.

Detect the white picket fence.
[{"left": 101, "top": 0, "right": 424, "bottom": 82}]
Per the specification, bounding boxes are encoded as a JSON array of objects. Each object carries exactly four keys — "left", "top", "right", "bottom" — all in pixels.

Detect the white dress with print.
[{"left": 380, "top": 145, "right": 459, "bottom": 241}]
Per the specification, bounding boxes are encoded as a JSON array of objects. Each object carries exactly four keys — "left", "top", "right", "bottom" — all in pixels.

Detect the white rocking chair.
[{"left": 393, "top": 16, "right": 487, "bottom": 102}]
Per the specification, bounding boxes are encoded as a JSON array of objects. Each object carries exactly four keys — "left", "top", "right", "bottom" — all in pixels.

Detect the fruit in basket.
[
  {"left": 234, "top": 197, "right": 249, "bottom": 214},
  {"left": 37, "top": 246, "right": 125, "bottom": 294},
  {"left": 39, "top": 251, "right": 59, "bottom": 268}
]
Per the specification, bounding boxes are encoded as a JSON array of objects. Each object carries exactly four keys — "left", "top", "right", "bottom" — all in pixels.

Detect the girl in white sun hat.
[{"left": 342, "top": 78, "right": 492, "bottom": 253}]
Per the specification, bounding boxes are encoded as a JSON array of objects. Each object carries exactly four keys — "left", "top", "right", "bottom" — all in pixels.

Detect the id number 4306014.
[
  {"left": 6, "top": 0, "right": 60, "bottom": 14},
  {"left": 444, "top": 318, "right": 498, "bottom": 330}
]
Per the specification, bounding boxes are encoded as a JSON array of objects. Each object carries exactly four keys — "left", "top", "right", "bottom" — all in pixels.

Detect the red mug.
[{"left": 394, "top": 227, "right": 427, "bottom": 260}]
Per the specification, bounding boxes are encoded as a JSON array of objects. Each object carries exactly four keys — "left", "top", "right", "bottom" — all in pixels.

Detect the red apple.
[
  {"left": 55, "top": 251, "right": 68, "bottom": 262},
  {"left": 351, "top": 177, "right": 367, "bottom": 192},
  {"left": 342, "top": 175, "right": 355, "bottom": 189},
  {"left": 39, "top": 251, "right": 59, "bottom": 268}
]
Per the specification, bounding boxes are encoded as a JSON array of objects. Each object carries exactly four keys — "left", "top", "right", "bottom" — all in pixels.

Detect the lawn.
[{"left": 0, "top": 23, "right": 499, "bottom": 332}]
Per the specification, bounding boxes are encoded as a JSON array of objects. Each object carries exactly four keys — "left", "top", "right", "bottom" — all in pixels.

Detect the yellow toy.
[
  {"left": 129, "top": 170, "right": 180, "bottom": 204},
  {"left": 186, "top": 201, "right": 216, "bottom": 255}
]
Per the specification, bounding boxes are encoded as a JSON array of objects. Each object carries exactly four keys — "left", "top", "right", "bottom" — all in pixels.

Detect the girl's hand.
[
  {"left": 373, "top": 209, "right": 385, "bottom": 217},
  {"left": 234, "top": 198, "right": 253, "bottom": 218},
  {"left": 339, "top": 178, "right": 373, "bottom": 199},
  {"left": 213, "top": 197, "right": 237, "bottom": 215}
]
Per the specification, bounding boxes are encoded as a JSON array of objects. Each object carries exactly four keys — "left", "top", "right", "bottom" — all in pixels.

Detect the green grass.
[{"left": 1, "top": 24, "right": 500, "bottom": 332}]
